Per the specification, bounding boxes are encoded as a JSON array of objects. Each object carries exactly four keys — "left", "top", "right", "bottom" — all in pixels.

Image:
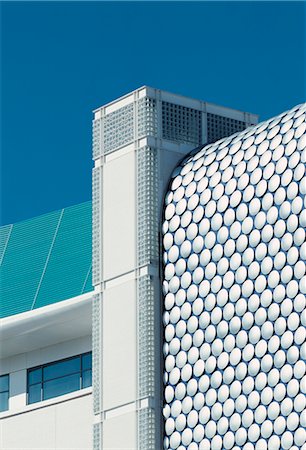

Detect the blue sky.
[{"left": 1, "top": 1, "right": 305, "bottom": 225}]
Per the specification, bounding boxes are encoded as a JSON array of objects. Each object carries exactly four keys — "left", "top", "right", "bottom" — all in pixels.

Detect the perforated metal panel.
[
  {"left": 207, "top": 112, "right": 246, "bottom": 143},
  {"left": 92, "top": 167, "right": 102, "bottom": 286},
  {"left": 137, "top": 147, "right": 159, "bottom": 267},
  {"left": 138, "top": 275, "right": 155, "bottom": 398},
  {"left": 92, "top": 293, "right": 101, "bottom": 414},
  {"left": 92, "top": 118, "right": 102, "bottom": 159},
  {"left": 138, "top": 407, "right": 155, "bottom": 450},
  {"left": 138, "top": 97, "right": 158, "bottom": 138},
  {"left": 103, "top": 103, "right": 134, "bottom": 154},
  {"left": 93, "top": 422, "right": 101, "bottom": 450},
  {"left": 162, "top": 102, "right": 202, "bottom": 145}
]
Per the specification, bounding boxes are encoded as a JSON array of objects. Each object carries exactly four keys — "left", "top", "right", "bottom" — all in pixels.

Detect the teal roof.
[{"left": 0, "top": 201, "right": 93, "bottom": 318}]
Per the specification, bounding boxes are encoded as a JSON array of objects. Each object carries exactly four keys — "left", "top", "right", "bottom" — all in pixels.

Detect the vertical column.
[
  {"left": 92, "top": 88, "right": 201, "bottom": 450},
  {"left": 92, "top": 107, "right": 104, "bottom": 450},
  {"left": 136, "top": 145, "right": 160, "bottom": 450}
]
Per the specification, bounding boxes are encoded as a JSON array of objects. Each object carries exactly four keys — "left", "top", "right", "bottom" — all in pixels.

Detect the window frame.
[
  {"left": 0, "top": 373, "right": 9, "bottom": 412},
  {"left": 27, "top": 352, "right": 92, "bottom": 404}
]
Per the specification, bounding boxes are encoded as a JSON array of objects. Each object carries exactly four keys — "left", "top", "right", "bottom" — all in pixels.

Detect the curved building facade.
[{"left": 162, "top": 103, "right": 306, "bottom": 449}]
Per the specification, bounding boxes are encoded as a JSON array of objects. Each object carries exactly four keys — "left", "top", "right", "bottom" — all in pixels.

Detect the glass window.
[
  {"left": 82, "top": 370, "right": 92, "bottom": 389},
  {"left": 81, "top": 353, "right": 92, "bottom": 389},
  {"left": 28, "top": 383, "right": 41, "bottom": 404},
  {"left": 82, "top": 353, "right": 92, "bottom": 370},
  {"left": 28, "top": 368, "right": 42, "bottom": 385},
  {"left": 0, "top": 374, "right": 9, "bottom": 412},
  {"left": 43, "top": 373, "right": 80, "bottom": 400},
  {"left": 43, "top": 357, "right": 80, "bottom": 382},
  {"left": 27, "top": 352, "right": 92, "bottom": 404}
]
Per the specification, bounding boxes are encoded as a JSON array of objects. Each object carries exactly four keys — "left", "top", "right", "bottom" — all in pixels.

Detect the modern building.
[
  {"left": 0, "top": 202, "right": 93, "bottom": 449},
  {"left": 0, "top": 87, "right": 256, "bottom": 450},
  {"left": 91, "top": 86, "right": 257, "bottom": 450},
  {"left": 162, "top": 102, "right": 306, "bottom": 450},
  {"left": 4, "top": 87, "right": 304, "bottom": 450}
]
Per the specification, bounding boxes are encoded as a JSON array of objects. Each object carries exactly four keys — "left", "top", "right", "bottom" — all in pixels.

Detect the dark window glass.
[
  {"left": 28, "top": 383, "right": 41, "bottom": 404},
  {"left": 43, "top": 357, "right": 80, "bottom": 381},
  {"left": 27, "top": 353, "right": 92, "bottom": 404},
  {"left": 0, "top": 391, "right": 9, "bottom": 412},
  {"left": 28, "top": 368, "right": 42, "bottom": 385},
  {"left": 43, "top": 373, "right": 80, "bottom": 400},
  {"left": 82, "top": 353, "right": 92, "bottom": 370},
  {"left": 0, "top": 374, "right": 9, "bottom": 392},
  {"left": 82, "top": 370, "right": 92, "bottom": 389},
  {"left": 0, "top": 374, "right": 9, "bottom": 412}
]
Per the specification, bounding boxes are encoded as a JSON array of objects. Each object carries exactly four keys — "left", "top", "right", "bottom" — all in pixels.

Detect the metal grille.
[
  {"left": 92, "top": 167, "right": 101, "bottom": 286},
  {"left": 207, "top": 112, "right": 246, "bottom": 143},
  {"left": 93, "top": 422, "right": 101, "bottom": 450},
  {"left": 138, "top": 408, "right": 155, "bottom": 450},
  {"left": 137, "top": 147, "right": 159, "bottom": 267},
  {"left": 162, "top": 101, "right": 202, "bottom": 145},
  {"left": 137, "top": 97, "right": 157, "bottom": 138},
  {"left": 103, "top": 103, "right": 134, "bottom": 154},
  {"left": 138, "top": 275, "right": 155, "bottom": 398},
  {"left": 92, "top": 118, "right": 102, "bottom": 160},
  {"left": 92, "top": 293, "right": 101, "bottom": 415}
]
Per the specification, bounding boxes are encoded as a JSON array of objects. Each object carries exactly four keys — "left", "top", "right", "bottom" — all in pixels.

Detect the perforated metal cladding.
[
  {"left": 92, "top": 118, "right": 102, "bottom": 159},
  {"left": 162, "top": 103, "right": 306, "bottom": 449},
  {"left": 137, "top": 147, "right": 159, "bottom": 266},
  {"left": 138, "top": 97, "right": 158, "bottom": 138},
  {"left": 93, "top": 422, "right": 101, "bottom": 450},
  {"left": 92, "top": 293, "right": 101, "bottom": 414},
  {"left": 207, "top": 113, "right": 246, "bottom": 145},
  {"left": 92, "top": 167, "right": 101, "bottom": 286},
  {"left": 103, "top": 103, "right": 134, "bottom": 154},
  {"left": 162, "top": 102, "right": 202, "bottom": 145},
  {"left": 138, "top": 275, "right": 155, "bottom": 398},
  {"left": 138, "top": 407, "right": 156, "bottom": 450}
]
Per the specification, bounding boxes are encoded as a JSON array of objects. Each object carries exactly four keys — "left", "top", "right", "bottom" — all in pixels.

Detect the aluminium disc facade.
[{"left": 162, "top": 103, "right": 306, "bottom": 450}]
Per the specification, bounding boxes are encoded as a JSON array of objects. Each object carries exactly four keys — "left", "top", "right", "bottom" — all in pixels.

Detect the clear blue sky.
[{"left": 1, "top": 1, "right": 305, "bottom": 225}]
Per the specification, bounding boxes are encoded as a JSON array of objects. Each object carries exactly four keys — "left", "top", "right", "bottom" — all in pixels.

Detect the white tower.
[{"left": 91, "top": 86, "right": 257, "bottom": 449}]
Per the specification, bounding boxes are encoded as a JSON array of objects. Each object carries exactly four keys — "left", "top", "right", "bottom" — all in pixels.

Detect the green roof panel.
[
  {"left": 34, "top": 202, "right": 92, "bottom": 309},
  {"left": 0, "top": 201, "right": 93, "bottom": 318}
]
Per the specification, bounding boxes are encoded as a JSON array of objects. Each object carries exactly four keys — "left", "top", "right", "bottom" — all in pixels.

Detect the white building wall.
[
  {"left": 92, "top": 87, "right": 258, "bottom": 450},
  {"left": 0, "top": 334, "right": 92, "bottom": 450},
  {"left": 1, "top": 393, "right": 92, "bottom": 450}
]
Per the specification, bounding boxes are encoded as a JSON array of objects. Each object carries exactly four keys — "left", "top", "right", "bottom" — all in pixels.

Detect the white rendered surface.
[
  {"left": 103, "top": 279, "right": 137, "bottom": 410},
  {"left": 1, "top": 312, "right": 92, "bottom": 450},
  {"left": 1, "top": 391, "right": 92, "bottom": 450},
  {"left": 103, "top": 151, "right": 136, "bottom": 280},
  {"left": 0, "top": 292, "right": 93, "bottom": 359}
]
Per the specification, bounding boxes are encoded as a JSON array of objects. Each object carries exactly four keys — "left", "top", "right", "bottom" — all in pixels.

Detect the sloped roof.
[{"left": 0, "top": 201, "right": 93, "bottom": 318}]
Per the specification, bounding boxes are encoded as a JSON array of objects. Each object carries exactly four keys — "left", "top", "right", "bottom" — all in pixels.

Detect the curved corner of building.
[{"left": 162, "top": 102, "right": 306, "bottom": 450}]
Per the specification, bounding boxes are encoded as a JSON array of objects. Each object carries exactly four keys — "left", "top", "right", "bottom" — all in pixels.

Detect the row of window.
[{"left": 0, "top": 352, "right": 92, "bottom": 412}]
